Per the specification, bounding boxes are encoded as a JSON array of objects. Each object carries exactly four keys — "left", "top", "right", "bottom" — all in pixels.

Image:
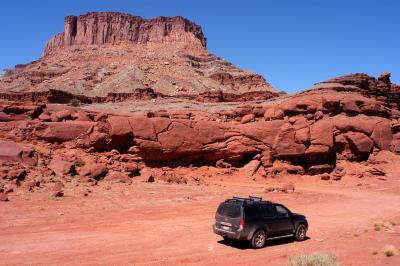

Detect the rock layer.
[
  {"left": 44, "top": 12, "right": 207, "bottom": 55},
  {"left": 1, "top": 73, "right": 399, "bottom": 173}
]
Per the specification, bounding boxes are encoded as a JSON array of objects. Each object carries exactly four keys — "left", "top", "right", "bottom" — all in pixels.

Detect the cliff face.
[
  {"left": 44, "top": 12, "right": 207, "bottom": 55},
  {"left": 0, "top": 12, "right": 278, "bottom": 98}
]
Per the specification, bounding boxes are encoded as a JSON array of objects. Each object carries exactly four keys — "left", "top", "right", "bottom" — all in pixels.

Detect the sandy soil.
[{"left": 1, "top": 174, "right": 400, "bottom": 266}]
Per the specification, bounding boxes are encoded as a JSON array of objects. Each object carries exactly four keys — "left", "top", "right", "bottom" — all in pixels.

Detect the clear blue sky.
[{"left": 1, "top": 0, "right": 399, "bottom": 93}]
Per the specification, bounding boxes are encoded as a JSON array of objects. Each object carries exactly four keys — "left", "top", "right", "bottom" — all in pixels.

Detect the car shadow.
[{"left": 217, "top": 236, "right": 310, "bottom": 250}]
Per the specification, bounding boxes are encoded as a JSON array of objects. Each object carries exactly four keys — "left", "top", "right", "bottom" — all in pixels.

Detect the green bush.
[
  {"left": 69, "top": 98, "right": 82, "bottom": 107},
  {"left": 289, "top": 252, "right": 340, "bottom": 266}
]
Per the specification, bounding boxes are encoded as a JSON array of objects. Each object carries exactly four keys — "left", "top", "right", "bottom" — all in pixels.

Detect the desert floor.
[{"left": 1, "top": 171, "right": 400, "bottom": 266}]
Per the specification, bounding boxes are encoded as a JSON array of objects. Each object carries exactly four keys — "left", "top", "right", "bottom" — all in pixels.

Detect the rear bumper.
[{"left": 213, "top": 224, "right": 245, "bottom": 240}]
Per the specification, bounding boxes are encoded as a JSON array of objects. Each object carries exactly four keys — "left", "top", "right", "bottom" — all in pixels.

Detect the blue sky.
[{"left": 0, "top": 0, "right": 399, "bottom": 93}]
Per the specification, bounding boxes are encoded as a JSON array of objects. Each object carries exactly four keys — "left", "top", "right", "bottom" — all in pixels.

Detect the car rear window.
[{"left": 217, "top": 203, "right": 241, "bottom": 218}]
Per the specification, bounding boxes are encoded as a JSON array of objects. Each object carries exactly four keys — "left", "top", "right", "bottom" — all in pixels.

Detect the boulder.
[
  {"left": 216, "top": 159, "right": 231, "bottom": 168},
  {"left": 310, "top": 119, "right": 333, "bottom": 149},
  {"left": 48, "top": 157, "right": 75, "bottom": 175},
  {"left": 242, "top": 159, "right": 261, "bottom": 177},
  {"left": 371, "top": 121, "right": 392, "bottom": 150},
  {"left": 36, "top": 121, "right": 95, "bottom": 143},
  {"left": 308, "top": 164, "right": 333, "bottom": 175},
  {"left": 106, "top": 116, "right": 133, "bottom": 152},
  {"left": 345, "top": 132, "right": 374, "bottom": 154},
  {"left": 128, "top": 115, "right": 157, "bottom": 140},
  {"left": 52, "top": 181, "right": 64, "bottom": 197},
  {"left": 241, "top": 114, "right": 255, "bottom": 124},
  {"left": 0, "top": 141, "right": 36, "bottom": 165},
  {"left": 80, "top": 163, "right": 108, "bottom": 180},
  {"left": 264, "top": 107, "right": 284, "bottom": 121},
  {"left": 104, "top": 171, "right": 131, "bottom": 183},
  {"left": 51, "top": 110, "right": 72, "bottom": 122},
  {"left": 273, "top": 124, "right": 306, "bottom": 157}
]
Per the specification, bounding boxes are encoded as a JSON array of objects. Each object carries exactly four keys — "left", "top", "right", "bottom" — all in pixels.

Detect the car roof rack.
[{"left": 228, "top": 196, "right": 263, "bottom": 203}]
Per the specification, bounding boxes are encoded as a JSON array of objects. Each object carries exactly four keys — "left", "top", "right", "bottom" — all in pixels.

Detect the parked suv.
[{"left": 213, "top": 196, "right": 308, "bottom": 248}]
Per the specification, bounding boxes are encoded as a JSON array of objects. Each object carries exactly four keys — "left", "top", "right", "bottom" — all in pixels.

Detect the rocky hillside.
[
  {"left": 1, "top": 73, "right": 400, "bottom": 200},
  {"left": 0, "top": 12, "right": 278, "bottom": 101}
]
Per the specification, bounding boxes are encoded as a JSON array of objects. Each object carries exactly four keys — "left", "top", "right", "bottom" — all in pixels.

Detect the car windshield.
[{"left": 217, "top": 203, "right": 241, "bottom": 218}]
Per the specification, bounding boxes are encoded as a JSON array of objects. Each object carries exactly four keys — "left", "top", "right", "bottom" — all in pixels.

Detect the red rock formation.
[
  {"left": 0, "top": 12, "right": 277, "bottom": 99},
  {"left": 44, "top": 12, "right": 206, "bottom": 55}
]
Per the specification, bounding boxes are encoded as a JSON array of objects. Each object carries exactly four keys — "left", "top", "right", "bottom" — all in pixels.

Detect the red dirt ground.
[{"left": 1, "top": 172, "right": 400, "bottom": 266}]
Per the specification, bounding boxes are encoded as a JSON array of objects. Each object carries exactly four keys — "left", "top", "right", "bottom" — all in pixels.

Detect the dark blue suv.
[{"left": 213, "top": 196, "right": 308, "bottom": 248}]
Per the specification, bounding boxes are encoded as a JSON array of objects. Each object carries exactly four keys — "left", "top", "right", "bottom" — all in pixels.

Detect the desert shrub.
[
  {"left": 288, "top": 252, "right": 340, "bottom": 266},
  {"left": 383, "top": 245, "right": 397, "bottom": 257},
  {"left": 374, "top": 223, "right": 382, "bottom": 231},
  {"left": 69, "top": 98, "right": 82, "bottom": 107}
]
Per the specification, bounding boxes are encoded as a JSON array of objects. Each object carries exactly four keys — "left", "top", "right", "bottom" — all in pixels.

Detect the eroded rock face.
[
  {"left": 0, "top": 12, "right": 278, "bottom": 100},
  {"left": 0, "top": 73, "right": 399, "bottom": 188},
  {"left": 44, "top": 12, "right": 207, "bottom": 55}
]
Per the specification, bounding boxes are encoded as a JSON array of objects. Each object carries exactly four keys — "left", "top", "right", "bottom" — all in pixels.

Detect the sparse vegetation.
[
  {"left": 69, "top": 98, "right": 82, "bottom": 107},
  {"left": 383, "top": 245, "right": 397, "bottom": 257},
  {"left": 374, "top": 223, "right": 382, "bottom": 231},
  {"left": 288, "top": 252, "right": 340, "bottom": 266},
  {"left": 372, "top": 251, "right": 378, "bottom": 255}
]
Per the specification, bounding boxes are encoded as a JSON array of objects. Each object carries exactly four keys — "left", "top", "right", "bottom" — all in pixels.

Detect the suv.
[{"left": 213, "top": 196, "right": 308, "bottom": 248}]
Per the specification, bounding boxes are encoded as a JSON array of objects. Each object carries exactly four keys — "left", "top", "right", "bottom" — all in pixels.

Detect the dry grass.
[
  {"left": 383, "top": 245, "right": 397, "bottom": 257},
  {"left": 288, "top": 252, "right": 340, "bottom": 266},
  {"left": 373, "top": 223, "right": 382, "bottom": 231}
]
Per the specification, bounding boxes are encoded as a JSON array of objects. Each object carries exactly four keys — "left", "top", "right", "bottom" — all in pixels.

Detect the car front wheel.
[
  {"left": 294, "top": 224, "right": 307, "bottom": 241},
  {"left": 251, "top": 230, "right": 266, "bottom": 248}
]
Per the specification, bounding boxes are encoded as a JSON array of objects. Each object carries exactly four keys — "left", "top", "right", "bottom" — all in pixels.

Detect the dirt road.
[{"left": 1, "top": 181, "right": 400, "bottom": 265}]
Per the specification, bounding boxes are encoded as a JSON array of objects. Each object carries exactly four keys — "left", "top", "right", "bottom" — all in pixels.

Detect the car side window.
[
  {"left": 260, "top": 205, "right": 274, "bottom": 218},
  {"left": 245, "top": 205, "right": 258, "bottom": 220},
  {"left": 275, "top": 205, "right": 289, "bottom": 218}
]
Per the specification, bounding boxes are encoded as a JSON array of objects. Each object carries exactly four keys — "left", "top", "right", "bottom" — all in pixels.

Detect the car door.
[
  {"left": 260, "top": 204, "right": 282, "bottom": 237},
  {"left": 274, "top": 204, "right": 295, "bottom": 236}
]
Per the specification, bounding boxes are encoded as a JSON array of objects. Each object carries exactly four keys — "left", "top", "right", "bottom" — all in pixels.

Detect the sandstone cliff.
[
  {"left": 43, "top": 12, "right": 207, "bottom": 55},
  {"left": 0, "top": 12, "right": 277, "bottom": 98}
]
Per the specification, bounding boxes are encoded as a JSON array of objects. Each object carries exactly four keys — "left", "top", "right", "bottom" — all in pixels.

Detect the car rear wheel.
[
  {"left": 294, "top": 224, "right": 307, "bottom": 241},
  {"left": 251, "top": 230, "right": 266, "bottom": 248}
]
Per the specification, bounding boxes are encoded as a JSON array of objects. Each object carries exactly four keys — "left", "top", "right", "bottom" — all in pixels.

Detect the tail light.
[{"left": 239, "top": 219, "right": 245, "bottom": 230}]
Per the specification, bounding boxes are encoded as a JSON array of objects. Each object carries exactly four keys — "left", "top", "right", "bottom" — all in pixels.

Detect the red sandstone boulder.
[
  {"left": 310, "top": 119, "right": 333, "bottom": 149},
  {"left": 128, "top": 115, "right": 157, "bottom": 140},
  {"left": 106, "top": 116, "right": 133, "bottom": 151},
  {"left": 0, "top": 141, "right": 23, "bottom": 162},
  {"left": 38, "top": 113, "right": 52, "bottom": 122},
  {"left": 52, "top": 181, "right": 64, "bottom": 197},
  {"left": 50, "top": 110, "right": 72, "bottom": 122},
  {"left": 242, "top": 159, "right": 261, "bottom": 177},
  {"left": 0, "top": 141, "right": 36, "bottom": 165},
  {"left": 80, "top": 163, "right": 108, "bottom": 180},
  {"left": 273, "top": 123, "right": 306, "bottom": 157},
  {"left": 371, "top": 121, "right": 392, "bottom": 150},
  {"left": 72, "top": 111, "right": 93, "bottom": 121},
  {"left": 264, "top": 107, "right": 284, "bottom": 121},
  {"left": 234, "top": 105, "right": 253, "bottom": 117},
  {"left": 333, "top": 114, "right": 376, "bottom": 135},
  {"left": 104, "top": 171, "right": 131, "bottom": 183},
  {"left": 345, "top": 132, "right": 374, "bottom": 154},
  {"left": 241, "top": 114, "right": 255, "bottom": 124},
  {"left": 48, "top": 157, "right": 75, "bottom": 175},
  {"left": 36, "top": 121, "right": 95, "bottom": 143}
]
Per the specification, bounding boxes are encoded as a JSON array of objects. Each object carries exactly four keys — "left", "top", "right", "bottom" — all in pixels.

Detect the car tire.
[
  {"left": 251, "top": 230, "right": 266, "bottom": 249},
  {"left": 222, "top": 236, "right": 231, "bottom": 242},
  {"left": 294, "top": 224, "right": 307, "bottom": 241}
]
